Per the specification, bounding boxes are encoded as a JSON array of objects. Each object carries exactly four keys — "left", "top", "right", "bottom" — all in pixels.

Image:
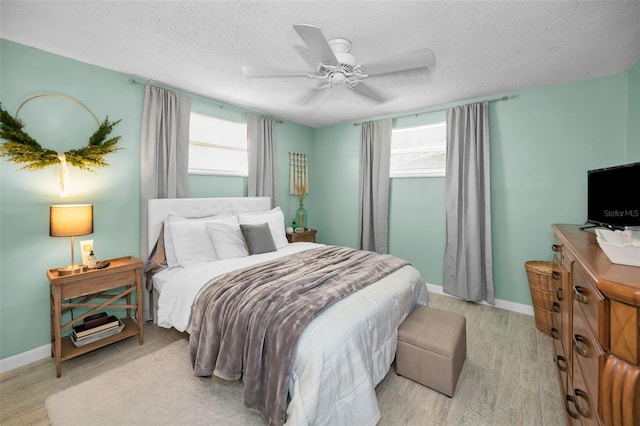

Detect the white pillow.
[
  {"left": 205, "top": 217, "right": 248, "bottom": 260},
  {"left": 237, "top": 207, "right": 288, "bottom": 249},
  {"left": 170, "top": 220, "right": 217, "bottom": 267},
  {"left": 164, "top": 212, "right": 234, "bottom": 268}
]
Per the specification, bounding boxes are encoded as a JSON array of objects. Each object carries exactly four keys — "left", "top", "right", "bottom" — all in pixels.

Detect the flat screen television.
[{"left": 587, "top": 162, "right": 640, "bottom": 230}]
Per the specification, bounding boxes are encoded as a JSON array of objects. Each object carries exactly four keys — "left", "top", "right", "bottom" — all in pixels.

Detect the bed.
[{"left": 146, "top": 197, "right": 429, "bottom": 426}]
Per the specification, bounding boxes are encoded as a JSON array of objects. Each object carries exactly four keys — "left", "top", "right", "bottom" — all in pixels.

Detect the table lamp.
[{"left": 50, "top": 204, "right": 93, "bottom": 275}]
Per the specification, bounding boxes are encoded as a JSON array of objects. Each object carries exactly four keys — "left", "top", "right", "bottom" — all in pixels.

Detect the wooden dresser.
[{"left": 551, "top": 224, "right": 639, "bottom": 425}]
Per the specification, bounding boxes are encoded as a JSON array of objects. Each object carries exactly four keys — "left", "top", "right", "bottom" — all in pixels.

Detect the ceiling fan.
[{"left": 242, "top": 24, "right": 436, "bottom": 103}]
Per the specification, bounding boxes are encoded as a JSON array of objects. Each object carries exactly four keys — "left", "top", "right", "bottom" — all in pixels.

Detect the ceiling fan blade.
[
  {"left": 293, "top": 45, "right": 319, "bottom": 69},
  {"left": 351, "top": 82, "right": 388, "bottom": 103},
  {"left": 293, "top": 24, "right": 339, "bottom": 65},
  {"left": 360, "top": 48, "right": 436, "bottom": 76},
  {"left": 242, "top": 65, "right": 312, "bottom": 78}
]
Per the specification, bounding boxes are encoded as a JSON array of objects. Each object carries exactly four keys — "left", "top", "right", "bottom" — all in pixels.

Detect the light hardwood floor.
[{"left": 0, "top": 293, "right": 566, "bottom": 425}]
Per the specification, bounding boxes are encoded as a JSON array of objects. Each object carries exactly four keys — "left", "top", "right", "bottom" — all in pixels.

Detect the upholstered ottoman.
[{"left": 396, "top": 305, "right": 466, "bottom": 397}]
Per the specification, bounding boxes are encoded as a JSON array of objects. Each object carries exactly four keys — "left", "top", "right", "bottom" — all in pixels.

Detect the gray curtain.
[
  {"left": 358, "top": 119, "right": 392, "bottom": 253},
  {"left": 247, "top": 113, "right": 277, "bottom": 208},
  {"left": 140, "top": 85, "right": 192, "bottom": 319},
  {"left": 443, "top": 101, "right": 494, "bottom": 304}
]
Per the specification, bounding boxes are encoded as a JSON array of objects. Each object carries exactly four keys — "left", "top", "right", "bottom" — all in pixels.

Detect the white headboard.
[{"left": 148, "top": 197, "right": 271, "bottom": 250}]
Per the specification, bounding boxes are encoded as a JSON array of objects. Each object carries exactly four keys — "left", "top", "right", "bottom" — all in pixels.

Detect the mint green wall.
[
  {"left": 314, "top": 73, "right": 630, "bottom": 306},
  {"left": 0, "top": 40, "right": 314, "bottom": 360},
  {"left": 490, "top": 75, "right": 627, "bottom": 303},
  {"left": 313, "top": 123, "right": 361, "bottom": 247},
  {"left": 188, "top": 174, "right": 248, "bottom": 198},
  {"left": 627, "top": 59, "right": 640, "bottom": 161},
  {"left": 388, "top": 177, "right": 446, "bottom": 286}
]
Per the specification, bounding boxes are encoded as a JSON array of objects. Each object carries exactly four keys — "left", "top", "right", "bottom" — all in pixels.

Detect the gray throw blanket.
[{"left": 189, "top": 246, "right": 409, "bottom": 426}]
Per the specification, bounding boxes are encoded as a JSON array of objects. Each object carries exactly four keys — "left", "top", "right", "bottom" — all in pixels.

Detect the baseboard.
[
  {"left": 1, "top": 285, "right": 533, "bottom": 374},
  {"left": 426, "top": 283, "right": 534, "bottom": 316},
  {"left": 0, "top": 343, "right": 51, "bottom": 374}
]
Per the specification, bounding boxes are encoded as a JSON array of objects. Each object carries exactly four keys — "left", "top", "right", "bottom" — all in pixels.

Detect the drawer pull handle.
[
  {"left": 552, "top": 244, "right": 562, "bottom": 252},
  {"left": 556, "top": 287, "right": 562, "bottom": 301},
  {"left": 565, "top": 395, "right": 579, "bottom": 419},
  {"left": 573, "top": 286, "right": 588, "bottom": 304},
  {"left": 555, "top": 355, "right": 567, "bottom": 372},
  {"left": 551, "top": 327, "right": 560, "bottom": 340},
  {"left": 573, "top": 334, "right": 589, "bottom": 358},
  {"left": 574, "top": 389, "right": 591, "bottom": 418},
  {"left": 552, "top": 302, "right": 561, "bottom": 313},
  {"left": 551, "top": 271, "right": 561, "bottom": 281}
]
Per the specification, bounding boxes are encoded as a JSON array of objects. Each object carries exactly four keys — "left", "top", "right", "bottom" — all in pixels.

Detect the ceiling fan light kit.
[{"left": 242, "top": 24, "right": 435, "bottom": 103}]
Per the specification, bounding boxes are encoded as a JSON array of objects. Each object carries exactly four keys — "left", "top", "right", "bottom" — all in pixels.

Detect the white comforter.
[{"left": 154, "top": 243, "right": 429, "bottom": 425}]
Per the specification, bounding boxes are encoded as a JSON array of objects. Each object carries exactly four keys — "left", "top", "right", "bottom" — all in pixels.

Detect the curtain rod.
[
  {"left": 128, "top": 77, "right": 283, "bottom": 124},
  {"left": 352, "top": 96, "right": 509, "bottom": 126}
]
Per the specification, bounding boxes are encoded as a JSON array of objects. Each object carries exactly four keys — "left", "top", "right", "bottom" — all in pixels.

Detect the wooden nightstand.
[
  {"left": 287, "top": 229, "right": 317, "bottom": 243},
  {"left": 47, "top": 256, "right": 144, "bottom": 377}
]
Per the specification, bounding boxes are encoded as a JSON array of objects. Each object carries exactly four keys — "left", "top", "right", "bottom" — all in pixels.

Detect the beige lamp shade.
[
  {"left": 50, "top": 204, "right": 93, "bottom": 275},
  {"left": 50, "top": 204, "right": 93, "bottom": 237}
]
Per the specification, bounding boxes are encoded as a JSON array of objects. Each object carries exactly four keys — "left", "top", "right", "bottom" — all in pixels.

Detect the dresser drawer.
[
  {"left": 573, "top": 301, "right": 606, "bottom": 421},
  {"left": 571, "top": 360, "right": 600, "bottom": 425},
  {"left": 553, "top": 332, "right": 569, "bottom": 395},
  {"left": 572, "top": 265, "right": 607, "bottom": 348}
]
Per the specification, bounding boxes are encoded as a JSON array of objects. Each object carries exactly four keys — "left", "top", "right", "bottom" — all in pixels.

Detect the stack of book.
[{"left": 70, "top": 312, "right": 123, "bottom": 347}]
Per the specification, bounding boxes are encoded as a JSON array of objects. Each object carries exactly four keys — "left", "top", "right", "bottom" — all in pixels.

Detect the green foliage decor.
[{"left": 0, "top": 104, "right": 121, "bottom": 171}]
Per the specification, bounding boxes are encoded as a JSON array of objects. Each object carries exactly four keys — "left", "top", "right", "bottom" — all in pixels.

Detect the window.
[
  {"left": 390, "top": 122, "right": 446, "bottom": 177},
  {"left": 188, "top": 113, "right": 248, "bottom": 176}
]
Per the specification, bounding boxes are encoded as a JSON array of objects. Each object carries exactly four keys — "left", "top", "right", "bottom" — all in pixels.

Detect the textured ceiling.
[{"left": 1, "top": 1, "right": 639, "bottom": 128}]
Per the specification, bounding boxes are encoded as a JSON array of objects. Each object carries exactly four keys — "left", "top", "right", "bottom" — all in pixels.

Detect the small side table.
[
  {"left": 287, "top": 229, "right": 317, "bottom": 243},
  {"left": 47, "top": 256, "right": 144, "bottom": 377}
]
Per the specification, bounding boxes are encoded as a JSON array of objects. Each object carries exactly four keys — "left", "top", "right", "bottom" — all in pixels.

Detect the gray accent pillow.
[{"left": 240, "top": 223, "right": 277, "bottom": 255}]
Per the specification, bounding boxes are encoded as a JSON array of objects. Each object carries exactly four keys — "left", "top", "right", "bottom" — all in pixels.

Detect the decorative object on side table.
[
  {"left": 71, "top": 315, "right": 124, "bottom": 347},
  {"left": 49, "top": 204, "right": 94, "bottom": 275},
  {"left": 290, "top": 152, "right": 309, "bottom": 229},
  {"left": 296, "top": 207, "right": 307, "bottom": 229},
  {"left": 295, "top": 181, "right": 308, "bottom": 229},
  {"left": 80, "top": 239, "right": 94, "bottom": 266}
]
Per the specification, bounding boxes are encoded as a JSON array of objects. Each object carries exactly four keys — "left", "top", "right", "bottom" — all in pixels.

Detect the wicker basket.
[{"left": 525, "top": 260, "right": 554, "bottom": 335}]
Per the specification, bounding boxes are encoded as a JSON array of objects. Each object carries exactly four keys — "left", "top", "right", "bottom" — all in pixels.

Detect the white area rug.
[{"left": 45, "top": 339, "right": 264, "bottom": 426}]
